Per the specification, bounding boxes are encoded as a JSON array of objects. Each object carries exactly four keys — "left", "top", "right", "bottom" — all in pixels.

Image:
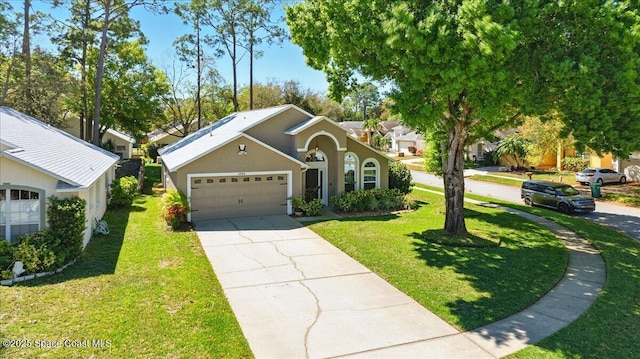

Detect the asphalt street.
[{"left": 411, "top": 170, "right": 640, "bottom": 240}]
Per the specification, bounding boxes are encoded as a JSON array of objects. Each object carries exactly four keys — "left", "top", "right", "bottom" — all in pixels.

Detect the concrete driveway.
[{"left": 196, "top": 215, "right": 490, "bottom": 359}]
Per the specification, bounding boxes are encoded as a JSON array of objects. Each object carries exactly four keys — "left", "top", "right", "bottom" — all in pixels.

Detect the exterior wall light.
[{"left": 238, "top": 144, "right": 247, "bottom": 156}]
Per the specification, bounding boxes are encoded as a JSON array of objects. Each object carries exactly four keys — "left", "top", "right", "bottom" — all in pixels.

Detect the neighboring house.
[
  {"left": 146, "top": 122, "right": 196, "bottom": 147},
  {"left": 159, "top": 104, "right": 390, "bottom": 223},
  {"left": 339, "top": 120, "right": 426, "bottom": 154},
  {"left": 388, "top": 125, "right": 425, "bottom": 153},
  {"left": 102, "top": 128, "right": 135, "bottom": 159},
  {"left": 63, "top": 117, "right": 135, "bottom": 159},
  {"left": 0, "top": 107, "right": 119, "bottom": 244}
]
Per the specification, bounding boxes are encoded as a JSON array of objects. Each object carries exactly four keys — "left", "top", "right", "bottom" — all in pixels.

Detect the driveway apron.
[{"left": 196, "top": 215, "right": 490, "bottom": 359}]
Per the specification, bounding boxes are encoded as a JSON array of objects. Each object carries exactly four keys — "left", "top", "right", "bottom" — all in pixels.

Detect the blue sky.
[{"left": 30, "top": 1, "right": 330, "bottom": 94}]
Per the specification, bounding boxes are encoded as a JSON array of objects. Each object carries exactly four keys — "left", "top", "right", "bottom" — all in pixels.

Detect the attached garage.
[{"left": 188, "top": 172, "right": 291, "bottom": 221}]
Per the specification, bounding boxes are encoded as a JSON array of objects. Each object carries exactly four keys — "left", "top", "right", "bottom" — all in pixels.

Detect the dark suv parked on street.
[{"left": 521, "top": 180, "right": 596, "bottom": 214}]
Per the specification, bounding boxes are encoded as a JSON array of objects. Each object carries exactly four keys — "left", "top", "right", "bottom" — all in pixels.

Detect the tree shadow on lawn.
[
  {"left": 17, "top": 203, "right": 139, "bottom": 287},
  {"left": 409, "top": 207, "right": 568, "bottom": 331}
]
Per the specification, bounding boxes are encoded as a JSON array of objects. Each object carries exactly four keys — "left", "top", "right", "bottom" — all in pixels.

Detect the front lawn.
[
  {"left": 0, "top": 180, "right": 252, "bottom": 357},
  {"left": 420, "top": 186, "right": 640, "bottom": 358},
  {"left": 308, "top": 189, "right": 567, "bottom": 331}
]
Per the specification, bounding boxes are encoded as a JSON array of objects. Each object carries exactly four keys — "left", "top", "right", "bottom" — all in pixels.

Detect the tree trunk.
[
  {"left": 442, "top": 125, "right": 468, "bottom": 235},
  {"left": 196, "top": 16, "right": 202, "bottom": 129},
  {"left": 92, "top": 0, "right": 111, "bottom": 145},
  {"left": 249, "top": 40, "right": 254, "bottom": 110},
  {"left": 22, "top": 0, "right": 32, "bottom": 114},
  {"left": 80, "top": 0, "right": 91, "bottom": 141},
  {"left": 231, "top": 31, "right": 239, "bottom": 112}
]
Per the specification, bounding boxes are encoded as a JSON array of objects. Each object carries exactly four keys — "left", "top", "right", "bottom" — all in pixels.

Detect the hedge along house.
[
  {"left": 0, "top": 107, "right": 119, "bottom": 244},
  {"left": 158, "top": 104, "right": 390, "bottom": 223}
]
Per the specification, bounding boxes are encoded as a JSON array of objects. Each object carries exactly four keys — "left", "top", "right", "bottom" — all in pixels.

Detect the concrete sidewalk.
[{"left": 197, "top": 213, "right": 604, "bottom": 358}]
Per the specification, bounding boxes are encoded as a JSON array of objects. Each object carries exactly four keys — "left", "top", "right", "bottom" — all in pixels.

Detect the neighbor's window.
[
  {"left": 0, "top": 188, "right": 42, "bottom": 242},
  {"left": 362, "top": 159, "right": 379, "bottom": 190}
]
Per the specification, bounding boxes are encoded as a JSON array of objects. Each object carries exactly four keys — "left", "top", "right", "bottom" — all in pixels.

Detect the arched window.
[
  {"left": 344, "top": 152, "right": 358, "bottom": 192},
  {"left": 362, "top": 159, "right": 379, "bottom": 190}
]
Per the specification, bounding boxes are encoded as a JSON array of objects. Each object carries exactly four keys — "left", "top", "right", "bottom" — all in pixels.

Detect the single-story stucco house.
[
  {"left": 63, "top": 118, "right": 136, "bottom": 159},
  {"left": 159, "top": 104, "right": 390, "bottom": 223},
  {"left": 0, "top": 107, "right": 119, "bottom": 244}
]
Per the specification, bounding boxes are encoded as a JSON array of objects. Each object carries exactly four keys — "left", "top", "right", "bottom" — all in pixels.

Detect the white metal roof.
[
  {"left": 106, "top": 128, "right": 135, "bottom": 144},
  {"left": 0, "top": 107, "right": 119, "bottom": 189},
  {"left": 159, "top": 105, "right": 311, "bottom": 172}
]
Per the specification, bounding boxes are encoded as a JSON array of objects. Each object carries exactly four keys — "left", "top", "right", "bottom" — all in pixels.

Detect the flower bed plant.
[{"left": 161, "top": 189, "right": 190, "bottom": 230}]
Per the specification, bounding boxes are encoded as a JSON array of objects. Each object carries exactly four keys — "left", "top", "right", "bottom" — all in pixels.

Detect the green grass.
[
  {"left": 468, "top": 174, "right": 525, "bottom": 187},
  {"left": 421, "top": 188, "right": 640, "bottom": 358},
  {"left": 308, "top": 189, "right": 567, "bottom": 331},
  {"left": 601, "top": 192, "right": 640, "bottom": 207},
  {"left": 0, "top": 166, "right": 252, "bottom": 358}
]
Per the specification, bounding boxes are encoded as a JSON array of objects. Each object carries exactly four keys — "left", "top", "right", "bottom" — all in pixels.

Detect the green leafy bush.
[
  {"left": 162, "top": 189, "right": 190, "bottom": 230},
  {"left": 13, "top": 231, "right": 57, "bottom": 273},
  {"left": 562, "top": 156, "right": 589, "bottom": 172},
  {"left": 389, "top": 161, "right": 413, "bottom": 194},
  {"left": 330, "top": 188, "right": 408, "bottom": 213},
  {"left": 0, "top": 240, "right": 14, "bottom": 279},
  {"left": 109, "top": 176, "right": 139, "bottom": 208},
  {"left": 142, "top": 141, "right": 161, "bottom": 162},
  {"left": 47, "top": 196, "right": 86, "bottom": 265},
  {"left": 483, "top": 150, "right": 498, "bottom": 166},
  {"left": 300, "top": 198, "right": 323, "bottom": 216},
  {"left": 423, "top": 140, "right": 444, "bottom": 176}
]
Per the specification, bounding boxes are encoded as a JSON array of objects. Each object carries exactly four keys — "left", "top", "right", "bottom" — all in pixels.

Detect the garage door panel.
[{"left": 190, "top": 175, "right": 288, "bottom": 222}]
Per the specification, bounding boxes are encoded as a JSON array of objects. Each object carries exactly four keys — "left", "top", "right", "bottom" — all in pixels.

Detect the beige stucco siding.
[
  {"left": 346, "top": 137, "right": 390, "bottom": 189},
  {"left": 174, "top": 137, "right": 304, "bottom": 199},
  {"left": 102, "top": 132, "right": 133, "bottom": 159},
  {"left": 295, "top": 121, "right": 348, "bottom": 152},
  {"left": 245, "top": 107, "right": 311, "bottom": 154}
]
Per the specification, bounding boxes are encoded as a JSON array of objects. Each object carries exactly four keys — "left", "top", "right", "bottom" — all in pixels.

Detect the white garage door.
[{"left": 190, "top": 174, "right": 288, "bottom": 222}]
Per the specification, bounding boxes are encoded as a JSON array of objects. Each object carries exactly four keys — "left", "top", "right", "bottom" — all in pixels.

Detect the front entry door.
[{"left": 305, "top": 169, "right": 319, "bottom": 202}]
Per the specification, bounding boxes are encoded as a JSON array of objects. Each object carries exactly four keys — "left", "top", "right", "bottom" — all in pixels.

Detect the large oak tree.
[{"left": 287, "top": 0, "right": 640, "bottom": 235}]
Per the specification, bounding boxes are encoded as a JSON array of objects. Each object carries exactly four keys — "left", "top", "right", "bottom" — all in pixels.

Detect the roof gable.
[
  {"left": 0, "top": 107, "right": 119, "bottom": 188},
  {"left": 159, "top": 105, "right": 313, "bottom": 172}
]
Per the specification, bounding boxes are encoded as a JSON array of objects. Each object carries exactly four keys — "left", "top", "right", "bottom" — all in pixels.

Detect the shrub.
[
  {"left": 109, "top": 176, "right": 139, "bottom": 208},
  {"left": 47, "top": 196, "right": 86, "bottom": 265},
  {"left": 162, "top": 189, "right": 190, "bottom": 229},
  {"left": 0, "top": 240, "right": 14, "bottom": 279},
  {"left": 300, "top": 198, "right": 323, "bottom": 216},
  {"left": 389, "top": 161, "right": 413, "bottom": 194},
  {"left": 142, "top": 141, "right": 161, "bottom": 162},
  {"left": 331, "top": 188, "right": 408, "bottom": 213},
  {"left": 562, "top": 156, "right": 589, "bottom": 172},
  {"left": 483, "top": 150, "right": 497, "bottom": 166},
  {"left": 13, "top": 231, "right": 57, "bottom": 273},
  {"left": 101, "top": 139, "right": 116, "bottom": 153},
  {"left": 423, "top": 140, "right": 444, "bottom": 176}
]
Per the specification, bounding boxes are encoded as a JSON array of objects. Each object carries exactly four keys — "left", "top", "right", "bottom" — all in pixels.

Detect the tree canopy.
[{"left": 287, "top": 0, "right": 640, "bottom": 235}]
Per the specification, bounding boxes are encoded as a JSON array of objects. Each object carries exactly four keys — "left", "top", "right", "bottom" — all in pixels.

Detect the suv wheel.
[
  {"left": 558, "top": 203, "right": 572, "bottom": 214},
  {"left": 620, "top": 176, "right": 627, "bottom": 184},
  {"left": 524, "top": 196, "right": 533, "bottom": 206}
]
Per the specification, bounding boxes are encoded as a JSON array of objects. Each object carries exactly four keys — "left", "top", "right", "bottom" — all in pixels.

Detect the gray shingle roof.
[
  {"left": 0, "top": 107, "right": 119, "bottom": 189},
  {"left": 159, "top": 105, "right": 310, "bottom": 172}
]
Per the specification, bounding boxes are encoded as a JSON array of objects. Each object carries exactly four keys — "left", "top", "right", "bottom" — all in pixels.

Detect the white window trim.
[
  {"left": 361, "top": 158, "right": 380, "bottom": 190},
  {"left": 344, "top": 152, "right": 359, "bottom": 191},
  {"left": 0, "top": 186, "right": 44, "bottom": 243}
]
